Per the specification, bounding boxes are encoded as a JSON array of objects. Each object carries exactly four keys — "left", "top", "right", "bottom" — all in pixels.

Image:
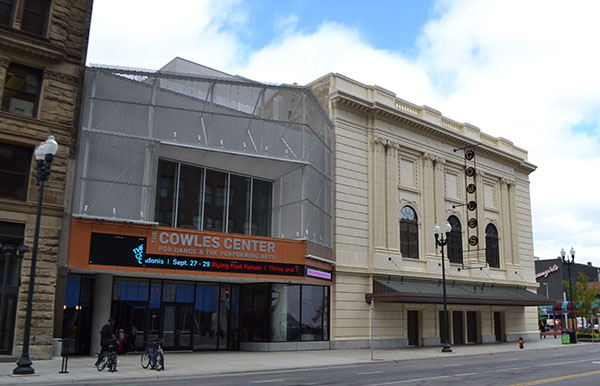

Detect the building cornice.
[{"left": 330, "top": 89, "right": 536, "bottom": 174}]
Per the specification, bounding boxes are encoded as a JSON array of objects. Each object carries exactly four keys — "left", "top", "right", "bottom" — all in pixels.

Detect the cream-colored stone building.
[
  {"left": 0, "top": 0, "right": 93, "bottom": 358},
  {"left": 309, "top": 73, "right": 550, "bottom": 348}
]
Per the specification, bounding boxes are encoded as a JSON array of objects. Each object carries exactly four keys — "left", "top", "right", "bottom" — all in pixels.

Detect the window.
[
  {"left": 154, "top": 159, "right": 273, "bottom": 236},
  {"left": 0, "top": 0, "right": 50, "bottom": 36},
  {"left": 20, "top": 0, "right": 51, "bottom": 36},
  {"left": 485, "top": 223, "right": 500, "bottom": 268},
  {"left": 0, "top": 0, "right": 15, "bottom": 26},
  {"left": 1, "top": 63, "right": 42, "bottom": 117},
  {"left": 400, "top": 206, "right": 419, "bottom": 259},
  {"left": 0, "top": 142, "right": 32, "bottom": 200},
  {"left": 447, "top": 215, "right": 463, "bottom": 265}
]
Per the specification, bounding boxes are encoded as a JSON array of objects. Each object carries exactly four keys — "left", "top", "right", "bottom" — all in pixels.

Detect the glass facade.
[
  {"left": 63, "top": 276, "right": 329, "bottom": 354},
  {"left": 155, "top": 160, "right": 273, "bottom": 237}
]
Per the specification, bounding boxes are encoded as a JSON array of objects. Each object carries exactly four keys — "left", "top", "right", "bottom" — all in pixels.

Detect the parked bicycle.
[
  {"left": 96, "top": 338, "right": 118, "bottom": 372},
  {"left": 141, "top": 338, "right": 164, "bottom": 371}
]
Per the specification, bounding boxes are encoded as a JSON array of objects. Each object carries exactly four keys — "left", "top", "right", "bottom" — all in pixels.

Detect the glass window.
[
  {"left": 301, "top": 285, "right": 327, "bottom": 341},
  {"left": 20, "top": 0, "right": 51, "bottom": 36},
  {"left": 176, "top": 165, "right": 203, "bottom": 229},
  {"left": 0, "top": 142, "right": 32, "bottom": 201},
  {"left": 194, "top": 284, "right": 218, "bottom": 350},
  {"left": 203, "top": 170, "right": 227, "bottom": 232},
  {"left": 154, "top": 160, "right": 177, "bottom": 226},
  {"left": 252, "top": 179, "right": 272, "bottom": 236},
  {"left": 447, "top": 216, "right": 463, "bottom": 265},
  {"left": 228, "top": 175, "right": 251, "bottom": 234},
  {"left": 485, "top": 223, "right": 500, "bottom": 268},
  {"left": 0, "top": 0, "right": 15, "bottom": 26},
  {"left": 1, "top": 63, "right": 42, "bottom": 117},
  {"left": 240, "top": 284, "right": 269, "bottom": 342},
  {"left": 271, "top": 284, "right": 300, "bottom": 341},
  {"left": 400, "top": 206, "right": 419, "bottom": 259},
  {"left": 112, "top": 278, "right": 149, "bottom": 301},
  {"left": 162, "top": 280, "right": 194, "bottom": 303}
]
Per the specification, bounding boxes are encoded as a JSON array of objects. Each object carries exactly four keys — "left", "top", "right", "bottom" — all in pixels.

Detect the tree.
[{"left": 563, "top": 273, "right": 598, "bottom": 326}]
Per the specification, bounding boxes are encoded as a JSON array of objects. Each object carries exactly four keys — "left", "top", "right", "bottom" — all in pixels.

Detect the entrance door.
[
  {"left": 494, "top": 311, "right": 503, "bottom": 342},
  {"left": 452, "top": 311, "right": 464, "bottom": 344},
  {"left": 467, "top": 311, "right": 477, "bottom": 343},
  {"left": 407, "top": 311, "right": 419, "bottom": 346},
  {"left": 162, "top": 303, "right": 193, "bottom": 350}
]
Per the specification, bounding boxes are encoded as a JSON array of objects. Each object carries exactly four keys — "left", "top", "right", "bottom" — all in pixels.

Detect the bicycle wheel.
[
  {"left": 155, "top": 351, "right": 164, "bottom": 371},
  {"left": 109, "top": 352, "right": 118, "bottom": 372},
  {"left": 141, "top": 350, "right": 151, "bottom": 369},
  {"left": 96, "top": 353, "right": 107, "bottom": 371}
]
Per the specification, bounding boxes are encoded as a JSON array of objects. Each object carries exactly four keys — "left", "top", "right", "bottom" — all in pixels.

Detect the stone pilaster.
[
  {"left": 386, "top": 142, "right": 399, "bottom": 250},
  {"left": 373, "top": 138, "right": 387, "bottom": 249},
  {"left": 422, "top": 153, "right": 436, "bottom": 256}
]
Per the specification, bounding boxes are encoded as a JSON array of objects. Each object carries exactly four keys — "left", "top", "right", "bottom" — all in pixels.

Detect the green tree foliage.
[{"left": 563, "top": 273, "right": 598, "bottom": 322}]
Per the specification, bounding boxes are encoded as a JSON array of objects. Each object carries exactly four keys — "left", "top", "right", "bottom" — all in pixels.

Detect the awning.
[{"left": 366, "top": 277, "right": 554, "bottom": 306}]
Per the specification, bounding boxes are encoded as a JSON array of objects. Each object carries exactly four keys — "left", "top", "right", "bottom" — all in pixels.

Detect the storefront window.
[
  {"left": 241, "top": 284, "right": 269, "bottom": 342},
  {"left": 193, "top": 284, "right": 218, "bottom": 350},
  {"left": 113, "top": 278, "right": 149, "bottom": 301},
  {"left": 271, "top": 284, "right": 300, "bottom": 341},
  {"left": 301, "top": 285, "right": 328, "bottom": 341},
  {"left": 162, "top": 280, "right": 194, "bottom": 302}
]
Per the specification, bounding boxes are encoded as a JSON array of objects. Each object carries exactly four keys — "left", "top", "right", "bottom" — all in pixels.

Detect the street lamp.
[
  {"left": 434, "top": 221, "right": 452, "bottom": 353},
  {"left": 560, "top": 247, "right": 577, "bottom": 344},
  {"left": 13, "top": 135, "right": 58, "bottom": 375}
]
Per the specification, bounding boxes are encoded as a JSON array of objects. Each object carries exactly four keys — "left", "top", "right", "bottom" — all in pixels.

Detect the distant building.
[
  {"left": 0, "top": 0, "right": 93, "bottom": 358},
  {"left": 535, "top": 258, "right": 600, "bottom": 301}
]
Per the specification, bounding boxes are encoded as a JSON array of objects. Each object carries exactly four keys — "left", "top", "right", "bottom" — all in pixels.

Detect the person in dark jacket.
[{"left": 95, "top": 318, "right": 116, "bottom": 365}]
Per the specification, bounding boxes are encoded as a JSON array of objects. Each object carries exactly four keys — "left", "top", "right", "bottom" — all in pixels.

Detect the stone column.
[
  {"left": 0, "top": 56, "right": 10, "bottom": 104},
  {"left": 422, "top": 153, "right": 436, "bottom": 256},
  {"left": 373, "top": 138, "right": 387, "bottom": 249},
  {"left": 90, "top": 273, "right": 113, "bottom": 356}
]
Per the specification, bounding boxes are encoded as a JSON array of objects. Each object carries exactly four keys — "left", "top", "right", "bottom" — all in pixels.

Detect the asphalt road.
[{"left": 26, "top": 344, "right": 600, "bottom": 386}]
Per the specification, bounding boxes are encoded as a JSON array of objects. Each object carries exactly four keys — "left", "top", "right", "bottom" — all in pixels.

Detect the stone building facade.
[
  {"left": 309, "top": 73, "right": 550, "bottom": 348},
  {"left": 0, "top": 0, "right": 93, "bottom": 358}
]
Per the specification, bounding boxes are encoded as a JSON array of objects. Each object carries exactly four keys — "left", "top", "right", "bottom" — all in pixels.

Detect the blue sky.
[
  {"left": 87, "top": 0, "right": 600, "bottom": 267},
  {"left": 239, "top": 0, "right": 434, "bottom": 56}
]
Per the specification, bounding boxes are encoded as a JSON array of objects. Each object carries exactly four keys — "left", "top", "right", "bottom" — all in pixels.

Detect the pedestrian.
[
  {"left": 95, "top": 317, "right": 116, "bottom": 365},
  {"left": 128, "top": 320, "right": 138, "bottom": 353}
]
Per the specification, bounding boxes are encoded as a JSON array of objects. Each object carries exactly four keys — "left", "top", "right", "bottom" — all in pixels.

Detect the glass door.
[
  {"left": 162, "top": 303, "right": 193, "bottom": 350},
  {"left": 217, "top": 284, "right": 239, "bottom": 350}
]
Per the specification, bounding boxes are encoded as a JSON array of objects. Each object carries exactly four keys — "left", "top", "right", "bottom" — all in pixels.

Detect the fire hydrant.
[{"left": 519, "top": 336, "right": 524, "bottom": 349}]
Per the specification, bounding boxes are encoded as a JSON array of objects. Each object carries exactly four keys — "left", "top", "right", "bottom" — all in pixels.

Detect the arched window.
[
  {"left": 400, "top": 206, "right": 419, "bottom": 259},
  {"left": 486, "top": 223, "right": 500, "bottom": 268},
  {"left": 447, "top": 216, "right": 463, "bottom": 264}
]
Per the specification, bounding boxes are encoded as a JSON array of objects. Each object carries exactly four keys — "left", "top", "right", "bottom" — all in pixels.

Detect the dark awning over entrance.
[{"left": 366, "top": 277, "right": 554, "bottom": 306}]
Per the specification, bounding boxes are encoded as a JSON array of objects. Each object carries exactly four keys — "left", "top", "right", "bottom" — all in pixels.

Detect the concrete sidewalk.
[{"left": 0, "top": 338, "right": 583, "bottom": 385}]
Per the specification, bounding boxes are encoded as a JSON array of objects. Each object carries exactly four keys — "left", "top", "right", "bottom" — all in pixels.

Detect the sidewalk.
[{"left": 0, "top": 338, "right": 582, "bottom": 385}]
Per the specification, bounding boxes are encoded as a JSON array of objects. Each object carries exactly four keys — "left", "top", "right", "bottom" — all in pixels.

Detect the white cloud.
[{"left": 87, "top": 0, "right": 600, "bottom": 266}]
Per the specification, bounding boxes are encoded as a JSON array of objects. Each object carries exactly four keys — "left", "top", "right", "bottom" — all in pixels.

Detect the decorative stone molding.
[
  {"left": 0, "top": 56, "right": 10, "bottom": 68},
  {"left": 501, "top": 177, "right": 514, "bottom": 186},
  {"left": 44, "top": 69, "right": 81, "bottom": 86},
  {"left": 373, "top": 136, "right": 400, "bottom": 149}
]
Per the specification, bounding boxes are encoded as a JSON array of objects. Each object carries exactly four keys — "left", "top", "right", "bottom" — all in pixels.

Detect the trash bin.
[
  {"left": 562, "top": 332, "right": 570, "bottom": 344},
  {"left": 569, "top": 331, "right": 577, "bottom": 343}
]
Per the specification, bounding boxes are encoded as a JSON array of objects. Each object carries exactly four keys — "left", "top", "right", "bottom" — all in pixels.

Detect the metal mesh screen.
[{"left": 74, "top": 65, "right": 333, "bottom": 247}]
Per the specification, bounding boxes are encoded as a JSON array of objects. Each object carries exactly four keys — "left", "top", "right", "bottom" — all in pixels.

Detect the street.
[{"left": 29, "top": 343, "right": 600, "bottom": 386}]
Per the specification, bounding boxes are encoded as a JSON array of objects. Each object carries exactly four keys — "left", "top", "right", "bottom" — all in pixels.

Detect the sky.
[{"left": 86, "top": 0, "right": 600, "bottom": 268}]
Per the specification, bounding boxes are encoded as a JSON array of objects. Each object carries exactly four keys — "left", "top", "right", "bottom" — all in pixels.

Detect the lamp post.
[
  {"left": 434, "top": 221, "right": 452, "bottom": 353},
  {"left": 560, "top": 247, "right": 577, "bottom": 344},
  {"left": 13, "top": 135, "right": 58, "bottom": 375}
]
